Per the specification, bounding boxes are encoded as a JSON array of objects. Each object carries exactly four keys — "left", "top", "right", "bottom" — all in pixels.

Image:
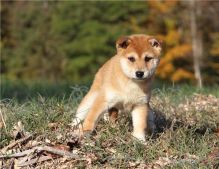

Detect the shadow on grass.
[{"left": 152, "top": 109, "right": 217, "bottom": 138}]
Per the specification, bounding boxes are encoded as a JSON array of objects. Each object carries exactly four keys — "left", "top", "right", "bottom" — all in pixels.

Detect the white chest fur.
[{"left": 106, "top": 82, "right": 149, "bottom": 110}]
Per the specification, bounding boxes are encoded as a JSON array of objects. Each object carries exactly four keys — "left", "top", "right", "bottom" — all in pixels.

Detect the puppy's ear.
[
  {"left": 116, "top": 36, "right": 131, "bottom": 51},
  {"left": 148, "top": 38, "right": 162, "bottom": 53}
]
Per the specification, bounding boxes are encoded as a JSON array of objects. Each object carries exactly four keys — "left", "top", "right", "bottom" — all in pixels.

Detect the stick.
[
  {"left": 0, "top": 109, "right": 7, "bottom": 133},
  {"left": 0, "top": 134, "right": 33, "bottom": 153},
  {"left": 0, "top": 149, "right": 35, "bottom": 159},
  {"left": 17, "top": 156, "right": 52, "bottom": 167},
  {"left": 36, "top": 146, "right": 79, "bottom": 158},
  {"left": 0, "top": 145, "right": 80, "bottom": 159}
]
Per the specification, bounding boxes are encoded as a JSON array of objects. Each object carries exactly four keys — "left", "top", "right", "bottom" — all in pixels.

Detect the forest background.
[{"left": 1, "top": 0, "right": 219, "bottom": 88}]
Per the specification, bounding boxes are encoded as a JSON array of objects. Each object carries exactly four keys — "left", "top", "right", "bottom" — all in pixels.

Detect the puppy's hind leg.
[
  {"left": 72, "top": 91, "right": 97, "bottom": 126},
  {"left": 103, "top": 107, "right": 119, "bottom": 123}
]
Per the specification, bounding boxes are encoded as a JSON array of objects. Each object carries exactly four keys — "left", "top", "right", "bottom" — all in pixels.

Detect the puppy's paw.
[
  {"left": 132, "top": 132, "right": 146, "bottom": 142},
  {"left": 73, "top": 125, "right": 92, "bottom": 139},
  {"left": 71, "top": 118, "right": 82, "bottom": 127}
]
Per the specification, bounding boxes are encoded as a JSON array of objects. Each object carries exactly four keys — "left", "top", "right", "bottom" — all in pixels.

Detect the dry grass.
[{"left": 0, "top": 85, "right": 219, "bottom": 168}]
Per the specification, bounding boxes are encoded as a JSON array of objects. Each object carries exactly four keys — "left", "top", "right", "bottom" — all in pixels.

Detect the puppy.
[{"left": 72, "top": 34, "right": 162, "bottom": 141}]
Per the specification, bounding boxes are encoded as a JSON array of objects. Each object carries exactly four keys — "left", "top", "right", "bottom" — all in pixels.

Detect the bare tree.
[{"left": 190, "top": 0, "right": 203, "bottom": 88}]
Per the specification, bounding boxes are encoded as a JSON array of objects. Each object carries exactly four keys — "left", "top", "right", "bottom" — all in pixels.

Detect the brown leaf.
[
  {"left": 48, "top": 123, "right": 59, "bottom": 130},
  {"left": 215, "top": 128, "right": 219, "bottom": 137},
  {"left": 85, "top": 153, "right": 98, "bottom": 166},
  {"left": 153, "top": 157, "right": 172, "bottom": 168},
  {"left": 14, "top": 159, "right": 21, "bottom": 169},
  {"left": 202, "top": 148, "right": 219, "bottom": 166},
  {"left": 53, "top": 145, "right": 71, "bottom": 152},
  {"left": 25, "top": 140, "right": 41, "bottom": 148},
  {"left": 207, "top": 148, "right": 219, "bottom": 160},
  {"left": 0, "top": 121, "right": 3, "bottom": 129},
  {"left": 11, "top": 121, "right": 26, "bottom": 140}
]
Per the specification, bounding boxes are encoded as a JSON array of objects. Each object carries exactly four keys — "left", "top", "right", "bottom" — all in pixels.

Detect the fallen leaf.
[
  {"left": 26, "top": 140, "right": 41, "bottom": 148},
  {"left": 0, "top": 159, "right": 3, "bottom": 168},
  {"left": 183, "top": 153, "right": 199, "bottom": 160},
  {"left": 215, "top": 128, "right": 219, "bottom": 137},
  {"left": 14, "top": 159, "right": 22, "bottom": 169},
  {"left": 154, "top": 157, "right": 172, "bottom": 168},
  {"left": 48, "top": 123, "right": 59, "bottom": 130},
  {"left": 11, "top": 121, "right": 26, "bottom": 140},
  {"left": 0, "top": 121, "right": 3, "bottom": 129},
  {"left": 202, "top": 147, "right": 219, "bottom": 165},
  {"left": 56, "top": 133, "right": 63, "bottom": 140},
  {"left": 53, "top": 144, "right": 70, "bottom": 151},
  {"left": 45, "top": 138, "right": 51, "bottom": 144},
  {"left": 209, "top": 148, "right": 219, "bottom": 158},
  {"left": 85, "top": 153, "right": 98, "bottom": 165}
]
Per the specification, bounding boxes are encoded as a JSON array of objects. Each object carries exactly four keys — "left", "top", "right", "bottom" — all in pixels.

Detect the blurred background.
[{"left": 1, "top": 0, "right": 219, "bottom": 99}]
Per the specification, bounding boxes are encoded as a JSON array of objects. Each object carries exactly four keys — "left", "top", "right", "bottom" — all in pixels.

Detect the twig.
[
  {"left": 0, "top": 134, "right": 33, "bottom": 153},
  {"left": 17, "top": 156, "right": 52, "bottom": 167},
  {"left": 36, "top": 146, "right": 79, "bottom": 158},
  {"left": 0, "top": 145, "right": 80, "bottom": 159},
  {"left": 0, "top": 148, "right": 36, "bottom": 159},
  {"left": 17, "top": 155, "right": 32, "bottom": 165},
  {"left": 0, "top": 109, "right": 7, "bottom": 133}
]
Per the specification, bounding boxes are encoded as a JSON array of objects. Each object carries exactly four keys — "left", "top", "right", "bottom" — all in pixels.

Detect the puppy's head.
[{"left": 116, "top": 34, "right": 162, "bottom": 81}]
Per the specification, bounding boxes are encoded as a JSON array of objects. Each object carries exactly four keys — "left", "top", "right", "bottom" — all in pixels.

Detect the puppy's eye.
[
  {"left": 128, "top": 57, "right": 135, "bottom": 62},
  {"left": 144, "top": 56, "right": 152, "bottom": 62}
]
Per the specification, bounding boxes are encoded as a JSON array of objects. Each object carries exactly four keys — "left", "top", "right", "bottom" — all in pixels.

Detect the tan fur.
[{"left": 73, "top": 34, "right": 162, "bottom": 141}]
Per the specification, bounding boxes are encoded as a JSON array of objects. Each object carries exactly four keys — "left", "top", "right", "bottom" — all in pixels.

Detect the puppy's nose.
[{"left": 135, "top": 71, "right": 144, "bottom": 78}]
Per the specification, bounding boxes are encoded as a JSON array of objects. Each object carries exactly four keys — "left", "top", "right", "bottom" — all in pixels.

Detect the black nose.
[{"left": 135, "top": 71, "right": 144, "bottom": 78}]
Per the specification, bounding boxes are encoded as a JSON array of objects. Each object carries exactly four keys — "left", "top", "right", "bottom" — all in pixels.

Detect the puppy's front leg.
[
  {"left": 81, "top": 95, "right": 106, "bottom": 133},
  {"left": 131, "top": 104, "right": 148, "bottom": 142}
]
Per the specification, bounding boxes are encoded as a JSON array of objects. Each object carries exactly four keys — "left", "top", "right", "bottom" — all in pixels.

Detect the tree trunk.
[{"left": 190, "top": 0, "right": 203, "bottom": 88}]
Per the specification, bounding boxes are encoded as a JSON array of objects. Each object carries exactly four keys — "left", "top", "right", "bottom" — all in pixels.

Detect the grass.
[{"left": 0, "top": 81, "right": 219, "bottom": 168}]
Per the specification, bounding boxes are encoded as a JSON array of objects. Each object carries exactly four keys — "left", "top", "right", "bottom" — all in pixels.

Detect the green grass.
[
  {"left": 0, "top": 79, "right": 87, "bottom": 101},
  {"left": 0, "top": 81, "right": 219, "bottom": 168}
]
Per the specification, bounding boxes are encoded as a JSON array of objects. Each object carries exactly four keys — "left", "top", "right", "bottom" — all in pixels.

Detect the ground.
[{"left": 0, "top": 84, "right": 219, "bottom": 168}]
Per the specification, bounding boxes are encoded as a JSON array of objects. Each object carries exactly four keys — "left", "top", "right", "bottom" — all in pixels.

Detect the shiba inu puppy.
[{"left": 72, "top": 34, "right": 162, "bottom": 141}]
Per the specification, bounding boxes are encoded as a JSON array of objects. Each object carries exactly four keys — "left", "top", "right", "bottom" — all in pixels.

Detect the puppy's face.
[{"left": 116, "top": 34, "right": 162, "bottom": 81}]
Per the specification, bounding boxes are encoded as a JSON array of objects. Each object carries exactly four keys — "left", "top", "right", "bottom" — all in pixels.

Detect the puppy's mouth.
[{"left": 132, "top": 77, "right": 147, "bottom": 81}]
